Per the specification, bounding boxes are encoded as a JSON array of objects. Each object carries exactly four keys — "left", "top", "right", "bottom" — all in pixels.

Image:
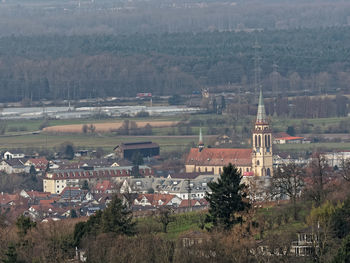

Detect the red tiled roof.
[
  {"left": 275, "top": 136, "right": 304, "bottom": 141},
  {"left": 93, "top": 180, "right": 116, "bottom": 193},
  {"left": 179, "top": 199, "right": 200, "bottom": 208},
  {"left": 186, "top": 148, "right": 252, "bottom": 167},
  {"left": 27, "top": 191, "right": 52, "bottom": 199},
  {"left": 137, "top": 193, "right": 177, "bottom": 206},
  {"left": 39, "top": 199, "right": 55, "bottom": 206},
  {"left": 27, "top": 158, "right": 48, "bottom": 165},
  {"left": 0, "top": 193, "right": 19, "bottom": 205}
]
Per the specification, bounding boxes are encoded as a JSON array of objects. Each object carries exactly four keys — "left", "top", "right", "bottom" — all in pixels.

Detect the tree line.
[
  {"left": 1, "top": 0, "right": 350, "bottom": 36},
  {"left": 0, "top": 28, "right": 350, "bottom": 101}
]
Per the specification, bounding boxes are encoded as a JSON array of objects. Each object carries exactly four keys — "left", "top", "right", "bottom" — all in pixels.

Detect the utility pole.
[
  {"left": 272, "top": 63, "right": 279, "bottom": 116},
  {"left": 185, "top": 179, "right": 192, "bottom": 212}
]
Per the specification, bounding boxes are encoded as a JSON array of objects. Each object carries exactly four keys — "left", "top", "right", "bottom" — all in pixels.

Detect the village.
[{"left": 0, "top": 91, "right": 347, "bottom": 227}]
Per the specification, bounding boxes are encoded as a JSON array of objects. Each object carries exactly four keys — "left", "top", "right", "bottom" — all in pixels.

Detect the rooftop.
[{"left": 186, "top": 148, "right": 252, "bottom": 166}]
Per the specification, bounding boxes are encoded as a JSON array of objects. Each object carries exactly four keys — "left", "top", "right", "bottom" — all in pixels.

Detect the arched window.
[
  {"left": 267, "top": 168, "right": 271, "bottom": 177},
  {"left": 261, "top": 168, "right": 264, "bottom": 176},
  {"left": 265, "top": 135, "right": 267, "bottom": 147},
  {"left": 268, "top": 135, "right": 271, "bottom": 147},
  {"left": 255, "top": 135, "right": 257, "bottom": 147},
  {"left": 257, "top": 160, "right": 260, "bottom": 166},
  {"left": 258, "top": 135, "right": 261, "bottom": 147},
  {"left": 198, "top": 167, "right": 201, "bottom": 172}
]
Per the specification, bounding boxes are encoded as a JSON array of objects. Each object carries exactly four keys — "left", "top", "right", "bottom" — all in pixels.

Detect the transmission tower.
[
  {"left": 272, "top": 63, "right": 279, "bottom": 116},
  {"left": 253, "top": 40, "right": 261, "bottom": 101}
]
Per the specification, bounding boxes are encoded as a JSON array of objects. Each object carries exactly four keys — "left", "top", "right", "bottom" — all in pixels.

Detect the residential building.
[
  {"left": 133, "top": 193, "right": 182, "bottom": 207},
  {"left": 43, "top": 165, "right": 153, "bottom": 194},
  {"left": 25, "top": 158, "right": 49, "bottom": 173},
  {"left": 0, "top": 159, "right": 29, "bottom": 174},
  {"left": 3, "top": 150, "right": 25, "bottom": 160}
]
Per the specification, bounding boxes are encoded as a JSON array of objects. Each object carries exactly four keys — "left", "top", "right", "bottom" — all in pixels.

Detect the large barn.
[{"left": 114, "top": 141, "right": 160, "bottom": 160}]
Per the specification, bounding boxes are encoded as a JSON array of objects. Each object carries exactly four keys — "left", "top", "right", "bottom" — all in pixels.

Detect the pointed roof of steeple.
[
  {"left": 256, "top": 89, "right": 267, "bottom": 123},
  {"left": 199, "top": 128, "right": 203, "bottom": 145}
]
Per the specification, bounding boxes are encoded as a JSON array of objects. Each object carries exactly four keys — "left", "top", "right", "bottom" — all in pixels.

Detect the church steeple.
[
  {"left": 256, "top": 89, "right": 267, "bottom": 124},
  {"left": 198, "top": 128, "right": 204, "bottom": 152},
  {"left": 252, "top": 88, "right": 273, "bottom": 177}
]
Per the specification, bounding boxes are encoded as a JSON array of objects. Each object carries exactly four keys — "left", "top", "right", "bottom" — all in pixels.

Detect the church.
[{"left": 185, "top": 90, "right": 273, "bottom": 177}]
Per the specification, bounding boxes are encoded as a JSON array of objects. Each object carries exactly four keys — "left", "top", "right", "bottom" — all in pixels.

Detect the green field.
[
  {"left": 136, "top": 211, "right": 205, "bottom": 240},
  {"left": 1, "top": 115, "right": 350, "bottom": 154},
  {"left": 0, "top": 133, "right": 198, "bottom": 154},
  {"left": 275, "top": 142, "right": 350, "bottom": 152}
]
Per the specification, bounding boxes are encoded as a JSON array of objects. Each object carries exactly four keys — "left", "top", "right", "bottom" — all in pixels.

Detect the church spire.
[
  {"left": 198, "top": 128, "right": 204, "bottom": 152},
  {"left": 256, "top": 89, "right": 267, "bottom": 123}
]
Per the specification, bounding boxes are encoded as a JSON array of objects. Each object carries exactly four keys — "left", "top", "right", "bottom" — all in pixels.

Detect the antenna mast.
[{"left": 253, "top": 40, "right": 261, "bottom": 101}]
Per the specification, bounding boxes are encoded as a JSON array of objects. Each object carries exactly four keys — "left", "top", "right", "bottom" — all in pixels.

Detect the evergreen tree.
[
  {"left": 158, "top": 207, "right": 174, "bottom": 233},
  {"left": 332, "top": 198, "right": 350, "bottom": 239},
  {"left": 64, "top": 144, "right": 75, "bottom": 160},
  {"left": 2, "top": 244, "right": 18, "bottom": 263},
  {"left": 212, "top": 97, "right": 217, "bottom": 114},
  {"left": 101, "top": 195, "right": 136, "bottom": 235},
  {"left": 15, "top": 215, "right": 36, "bottom": 238},
  {"left": 131, "top": 165, "right": 141, "bottom": 178},
  {"left": 29, "top": 165, "right": 36, "bottom": 175},
  {"left": 333, "top": 234, "right": 350, "bottom": 263},
  {"left": 70, "top": 209, "right": 77, "bottom": 218},
  {"left": 221, "top": 95, "right": 226, "bottom": 110},
  {"left": 286, "top": 126, "right": 295, "bottom": 136},
  {"left": 205, "top": 163, "right": 250, "bottom": 229},
  {"left": 132, "top": 152, "right": 144, "bottom": 165},
  {"left": 81, "top": 180, "right": 89, "bottom": 190}
]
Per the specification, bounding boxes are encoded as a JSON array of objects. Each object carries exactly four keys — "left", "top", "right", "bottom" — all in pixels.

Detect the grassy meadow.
[{"left": 1, "top": 114, "right": 350, "bottom": 154}]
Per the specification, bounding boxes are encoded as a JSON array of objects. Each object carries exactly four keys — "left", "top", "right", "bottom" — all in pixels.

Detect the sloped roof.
[
  {"left": 39, "top": 199, "right": 55, "bottom": 207},
  {"left": 186, "top": 148, "right": 252, "bottom": 167},
  {"left": 168, "top": 172, "right": 213, "bottom": 180},
  {"left": 115, "top": 141, "right": 159, "bottom": 151},
  {"left": 60, "top": 187, "right": 83, "bottom": 199},
  {"left": 93, "top": 180, "right": 116, "bottom": 193},
  {"left": 179, "top": 199, "right": 200, "bottom": 208},
  {"left": 27, "top": 158, "right": 48, "bottom": 165},
  {"left": 137, "top": 193, "right": 178, "bottom": 206},
  {"left": 2, "top": 158, "right": 26, "bottom": 167},
  {"left": 26, "top": 191, "right": 52, "bottom": 199},
  {"left": 0, "top": 193, "right": 19, "bottom": 205}
]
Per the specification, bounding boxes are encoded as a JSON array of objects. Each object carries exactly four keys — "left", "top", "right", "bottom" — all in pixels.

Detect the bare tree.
[
  {"left": 304, "top": 153, "right": 331, "bottom": 207},
  {"left": 157, "top": 207, "right": 174, "bottom": 233},
  {"left": 340, "top": 158, "right": 350, "bottom": 182},
  {"left": 271, "top": 163, "right": 305, "bottom": 220}
]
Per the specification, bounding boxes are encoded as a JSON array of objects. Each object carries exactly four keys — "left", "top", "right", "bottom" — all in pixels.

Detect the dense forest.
[
  {"left": 0, "top": 27, "right": 350, "bottom": 102},
  {"left": 1, "top": 0, "right": 350, "bottom": 36}
]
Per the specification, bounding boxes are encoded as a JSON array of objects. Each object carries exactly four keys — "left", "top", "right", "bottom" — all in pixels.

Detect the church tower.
[{"left": 252, "top": 90, "right": 273, "bottom": 176}]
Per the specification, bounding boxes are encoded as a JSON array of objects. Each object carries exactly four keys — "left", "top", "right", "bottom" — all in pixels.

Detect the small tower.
[
  {"left": 198, "top": 128, "right": 204, "bottom": 152},
  {"left": 252, "top": 89, "right": 273, "bottom": 176}
]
